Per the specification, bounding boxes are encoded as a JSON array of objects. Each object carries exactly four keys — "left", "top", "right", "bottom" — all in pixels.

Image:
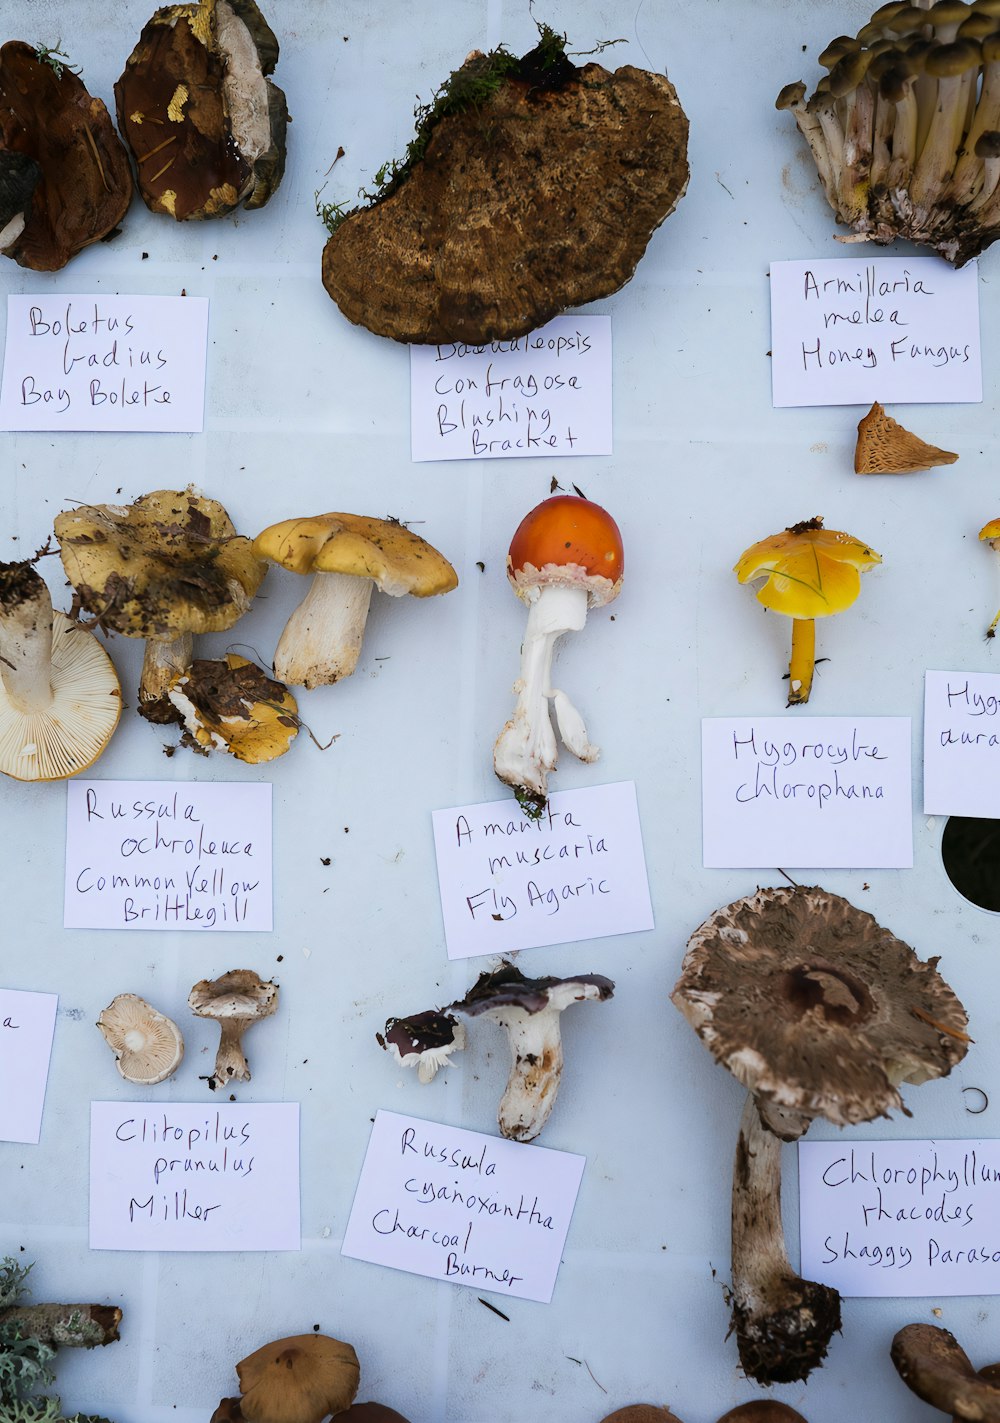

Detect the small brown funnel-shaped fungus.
[
  {"left": 0, "top": 42, "right": 132, "bottom": 269},
  {"left": 734, "top": 517, "right": 881, "bottom": 706},
  {"left": 189, "top": 969, "right": 278, "bottom": 1085},
  {"left": 672, "top": 885, "right": 969, "bottom": 1384},
  {"left": 322, "top": 27, "right": 689, "bottom": 342},
  {"left": 116, "top": 0, "right": 287, "bottom": 220},
  {"left": 855, "top": 401, "right": 959, "bottom": 473},
  {"left": 891, "top": 1324, "right": 1000, "bottom": 1420}
]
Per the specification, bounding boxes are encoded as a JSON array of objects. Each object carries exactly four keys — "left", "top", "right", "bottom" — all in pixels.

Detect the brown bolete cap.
[
  {"left": 672, "top": 884, "right": 969, "bottom": 1138},
  {"left": 321, "top": 31, "right": 689, "bottom": 343},
  {"left": 97, "top": 993, "right": 184, "bottom": 1085},
  {"left": 235, "top": 1334, "right": 360, "bottom": 1423},
  {"left": 0, "top": 42, "right": 133, "bottom": 270},
  {"left": 116, "top": 0, "right": 288, "bottom": 220},
  {"left": 189, "top": 969, "right": 279, "bottom": 1085},
  {"left": 715, "top": 1405, "right": 810, "bottom": 1422},
  {"left": 168, "top": 655, "right": 299, "bottom": 762},
  {"left": 891, "top": 1323, "right": 1000, "bottom": 1420},
  {"left": 599, "top": 1408, "right": 686, "bottom": 1423}
]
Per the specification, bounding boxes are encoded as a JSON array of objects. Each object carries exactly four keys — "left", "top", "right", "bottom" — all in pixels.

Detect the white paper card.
[
  {"left": 800, "top": 1139, "right": 1000, "bottom": 1297},
  {"left": 64, "top": 781, "right": 272, "bottom": 931},
  {"left": 924, "top": 670, "right": 1000, "bottom": 816},
  {"left": 0, "top": 989, "right": 57, "bottom": 1144},
  {"left": 431, "top": 782, "right": 653, "bottom": 959},
  {"left": 0, "top": 294, "right": 209, "bottom": 432},
  {"left": 701, "top": 717, "right": 913, "bottom": 868},
  {"left": 770, "top": 258, "right": 981, "bottom": 407},
  {"left": 410, "top": 315, "right": 611, "bottom": 461},
  {"left": 90, "top": 1102, "right": 300, "bottom": 1251},
  {"left": 342, "top": 1110, "right": 584, "bottom": 1302}
]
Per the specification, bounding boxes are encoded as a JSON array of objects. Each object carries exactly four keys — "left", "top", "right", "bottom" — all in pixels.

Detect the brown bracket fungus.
[
  {"left": 494, "top": 495, "right": 623, "bottom": 817},
  {"left": 777, "top": 9, "right": 1000, "bottom": 264},
  {"left": 672, "top": 884, "right": 969, "bottom": 1385},
  {"left": 215, "top": 1333, "right": 360, "bottom": 1423},
  {"left": 891, "top": 1323, "right": 1000, "bottom": 1420},
  {"left": 54, "top": 488, "right": 265, "bottom": 723},
  {"left": 116, "top": 0, "right": 288, "bottom": 220},
  {"left": 189, "top": 969, "right": 278, "bottom": 1086},
  {"left": 378, "top": 1010, "right": 466, "bottom": 1084},
  {"left": 97, "top": 993, "right": 184, "bottom": 1085},
  {"left": 0, "top": 42, "right": 132, "bottom": 270},
  {"left": 253, "top": 514, "right": 458, "bottom": 689},
  {"left": 168, "top": 654, "right": 299, "bottom": 762},
  {"left": 734, "top": 516, "right": 881, "bottom": 706},
  {"left": 0, "top": 560, "right": 121, "bottom": 781},
  {"left": 451, "top": 960, "right": 614, "bottom": 1142},
  {"left": 855, "top": 400, "right": 959, "bottom": 473},
  {"left": 321, "top": 27, "right": 689, "bottom": 343}
]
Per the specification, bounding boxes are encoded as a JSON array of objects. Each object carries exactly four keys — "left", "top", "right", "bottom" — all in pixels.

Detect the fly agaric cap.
[
  {"left": 168, "top": 655, "right": 299, "bottom": 762},
  {"left": 378, "top": 1010, "right": 466, "bottom": 1084},
  {"left": 97, "top": 993, "right": 184, "bottom": 1085},
  {"left": 855, "top": 401, "right": 959, "bottom": 473},
  {"left": 891, "top": 1324, "right": 1000, "bottom": 1420},
  {"left": 253, "top": 513, "right": 458, "bottom": 688},
  {"left": 452, "top": 961, "right": 614, "bottom": 1141},
  {"left": 321, "top": 30, "right": 688, "bottom": 343},
  {"left": 0, "top": 561, "right": 122, "bottom": 782},
  {"left": 0, "top": 42, "right": 133, "bottom": 270},
  {"left": 507, "top": 495, "right": 624, "bottom": 608},
  {"left": 234, "top": 1334, "right": 360, "bottom": 1423},
  {"left": 189, "top": 969, "right": 279, "bottom": 1086},
  {"left": 116, "top": 0, "right": 288, "bottom": 220}
]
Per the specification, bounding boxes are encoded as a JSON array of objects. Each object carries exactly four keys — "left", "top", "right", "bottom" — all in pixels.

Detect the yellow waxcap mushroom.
[
  {"left": 254, "top": 513, "right": 458, "bottom": 688},
  {"left": 168, "top": 654, "right": 298, "bottom": 762},
  {"left": 978, "top": 519, "right": 1000, "bottom": 636},
  {"left": 735, "top": 517, "right": 881, "bottom": 705}
]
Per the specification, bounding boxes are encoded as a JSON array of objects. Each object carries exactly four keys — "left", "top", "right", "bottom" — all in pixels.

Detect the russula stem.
[
  {"left": 140, "top": 631, "right": 193, "bottom": 709},
  {"left": 730, "top": 1094, "right": 841, "bottom": 1385},
  {"left": 788, "top": 618, "right": 815, "bottom": 706},
  {"left": 273, "top": 569, "right": 374, "bottom": 687},
  {"left": 0, "top": 564, "right": 55, "bottom": 712}
]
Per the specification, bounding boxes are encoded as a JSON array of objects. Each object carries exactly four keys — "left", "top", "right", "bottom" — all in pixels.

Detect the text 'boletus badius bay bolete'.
[
  {"left": 321, "top": 25, "right": 689, "bottom": 343},
  {"left": 672, "top": 885, "right": 969, "bottom": 1385},
  {"left": 116, "top": 0, "right": 287, "bottom": 220},
  {"left": 494, "top": 495, "right": 623, "bottom": 817},
  {"left": 777, "top": 6, "right": 1000, "bottom": 264}
]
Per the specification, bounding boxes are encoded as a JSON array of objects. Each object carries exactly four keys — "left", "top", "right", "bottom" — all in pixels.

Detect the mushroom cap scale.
[
  {"left": 506, "top": 495, "right": 624, "bottom": 609},
  {"left": 97, "top": 993, "right": 184, "bottom": 1085},
  {"left": 672, "top": 885, "right": 969, "bottom": 1133},
  {"left": 253, "top": 514, "right": 458, "bottom": 599},
  {"left": 734, "top": 518, "right": 882, "bottom": 621},
  {"left": 235, "top": 1333, "right": 360, "bottom": 1423}
]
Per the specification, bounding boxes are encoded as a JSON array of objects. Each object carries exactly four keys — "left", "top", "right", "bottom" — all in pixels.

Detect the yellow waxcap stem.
[{"left": 788, "top": 618, "right": 816, "bottom": 705}]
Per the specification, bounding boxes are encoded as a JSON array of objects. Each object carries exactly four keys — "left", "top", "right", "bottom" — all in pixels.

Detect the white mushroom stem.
[
  {"left": 730, "top": 1094, "right": 841, "bottom": 1385},
  {"left": 212, "top": 1016, "right": 256, "bottom": 1082},
  {"left": 484, "top": 990, "right": 583, "bottom": 1142},
  {"left": 273, "top": 570, "right": 374, "bottom": 688},
  {"left": 140, "top": 632, "right": 193, "bottom": 707},
  {"left": 0, "top": 567, "right": 54, "bottom": 713},
  {"left": 494, "top": 583, "right": 596, "bottom": 804}
]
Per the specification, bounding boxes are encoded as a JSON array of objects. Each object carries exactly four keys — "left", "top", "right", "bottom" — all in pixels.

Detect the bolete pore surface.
[{"left": 322, "top": 31, "right": 689, "bottom": 343}]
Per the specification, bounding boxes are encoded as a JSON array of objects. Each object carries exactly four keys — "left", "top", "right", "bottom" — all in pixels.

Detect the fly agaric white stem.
[
  {"left": 273, "top": 569, "right": 374, "bottom": 688},
  {"left": 0, "top": 565, "right": 54, "bottom": 713},
  {"left": 493, "top": 583, "right": 591, "bottom": 806},
  {"left": 731, "top": 1093, "right": 841, "bottom": 1385}
]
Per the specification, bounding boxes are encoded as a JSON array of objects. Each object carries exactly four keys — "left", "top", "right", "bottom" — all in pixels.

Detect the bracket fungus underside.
[{"left": 322, "top": 33, "right": 689, "bottom": 343}]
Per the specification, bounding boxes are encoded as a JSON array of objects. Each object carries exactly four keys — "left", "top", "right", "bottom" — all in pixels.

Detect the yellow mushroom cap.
[
  {"left": 734, "top": 518, "right": 882, "bottom": 620},
  {"left": 254, "top": 513, "right": 458, "bottom": 598},
  {"left": 979, "top": 518, "right": 1000, "bottom": 541},
  {"left": 168, "top": 654, "right": 298, "bottom": 763}
]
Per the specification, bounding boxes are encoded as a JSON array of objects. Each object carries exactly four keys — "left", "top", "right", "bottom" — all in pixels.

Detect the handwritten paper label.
[
  {"left": 342, "top": 1110, "right": 584, "bottom": 1302},
  {"left": 770, "top": 258, "right": 981, "bottom": 406},
  {"left": 64, "top": 781, "right": 272, "bottom": 931},
  {"left": 800, "top": 1139, "right": 1000, "bottom": 1297},
  {"left": 0, "top": 989, "right": 57, "bottom": 1144},
  {"left": 410, "top": 315, "right": 612, "bottom": 461},
  {"left": 924, "top": 670, "right": 1000, "bottom": 816},
  {"left": 431, "top": 782, "right": 653, "bottom": 960},
  {"left": 0, "top": 294, "right": 209, "bottom": 432},
  {"left": 701, "top": 717, "right": 913, "bottom": 868},
  {"left": 90, "top": 1102, "right": 299, "bottom": 1251}
]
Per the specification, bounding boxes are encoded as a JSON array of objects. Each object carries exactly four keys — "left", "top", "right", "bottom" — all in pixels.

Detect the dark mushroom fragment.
[
  {"left": 891, "top": 1323, "right": 1000, "bottom": 1420},
  {"left": 0, "top": 42, "right": 132, "bottom": 269},
  {"left": 116, "top": 0, "right": 287, "bottom": 220},
  {"left": 378, "top": 1010, "right": 466, "bottom": 1083},
  {"left": 322, "top": 28, "right": 689, "bottom": 342}
]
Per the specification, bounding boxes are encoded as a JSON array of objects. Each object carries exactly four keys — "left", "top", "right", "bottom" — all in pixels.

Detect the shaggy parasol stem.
[{"left": 787, "top": 617, "right": 816, "bottom": 705}]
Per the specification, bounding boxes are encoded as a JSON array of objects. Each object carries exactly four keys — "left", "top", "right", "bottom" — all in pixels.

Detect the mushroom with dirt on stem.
[
  {"left": 253, "top": 513, "right": 458, "bottom": 689},
  {"left": 671, "top": 884, "right": 970, "bottom": 1385},
  {"left": 734, "top": 516, "right": 881, "bottom": 706},
  {"left": 213, "top": 1333, "right": 359, "bottom": 1423},
  {"left": 189, "top": 969, "right": 278, "bottom": 1086},
  {"left": 377, "top": 1010, "right": 466, "bottom": 1083},
  {"left": 450, "top": 960, "right": 614, "bottom": 1142},
  {"left": 493, "top": 494, "right": 623, "bottom": 817},
  {"left": 97, "top": 993, "right": 184, "bottom": 1085}
]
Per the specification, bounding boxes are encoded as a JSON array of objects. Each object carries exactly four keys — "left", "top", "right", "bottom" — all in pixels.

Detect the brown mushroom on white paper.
[
  {"left": 213, "top": 1333, "right": 359, "bottom": 1423},
  {"left": 189, "top": 969, "right": 278, "bottom": 1086},
  {"left": 672, "top": 884, "right": 969, "bottom": 1385},
  {"left": 891, "top": 1323, "right": 1000, "bottom": 1420},
  {"left": 97, "top": 993, "right": 184, "bottom": 1085}
]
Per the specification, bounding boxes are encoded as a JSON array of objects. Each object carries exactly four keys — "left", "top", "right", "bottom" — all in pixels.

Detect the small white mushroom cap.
[{"left": 97, "top": 993, "right": 184, "bottom": 1085}]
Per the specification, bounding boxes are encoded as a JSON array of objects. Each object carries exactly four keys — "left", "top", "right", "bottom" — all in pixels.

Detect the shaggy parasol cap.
[
  {"left": 254, "top": 514, "right": 458, "bottom": 598},
  {"left": 891, "top": 1324, "right": 1000, "bottom": 1421},
  {"left": 97, "top": 993, "right": 184, "bottom": 1085},
  {"left": 0, "top": 42, "right": 133, "bottom": 270},
  {"left": 379, "top": 1010, "right": 466, "bottom": 1084},
  {"left": 507, "top": 495, "right": 624, "bottom": 609},
  {"left": 672, "top": 884, "right": 969, "bottom": 1138},
  {"left": 116, "top": 0, "right": 287, "bottom": 220},
  {"left": 234, "top": 1334, "right": 360, "bottom": 1423},
  {"left": 168, "top": 655, "right": 299, "bottom": 762},
  {"left": 321, "top": 32, "right": 689, "bottom": 343},
  {"left": 855, "top": 401, "right": 959, "bottom": 474}
]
